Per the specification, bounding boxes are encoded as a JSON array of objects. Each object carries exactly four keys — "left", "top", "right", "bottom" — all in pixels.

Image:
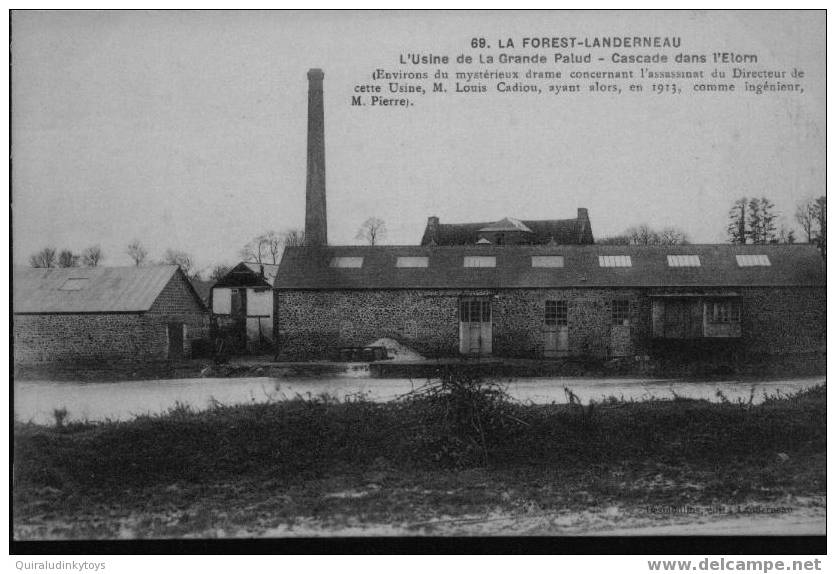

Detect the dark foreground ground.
[{"left": 13, "top": 380, "right": 826, "bottom": 538}]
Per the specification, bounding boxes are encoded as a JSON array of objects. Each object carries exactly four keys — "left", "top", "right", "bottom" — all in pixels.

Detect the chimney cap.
[{"left": 308, "top": 68, "right": 324, "bottom": 79}]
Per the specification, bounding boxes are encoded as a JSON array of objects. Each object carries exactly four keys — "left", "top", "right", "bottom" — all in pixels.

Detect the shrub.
[{"left": 402, "top": 370, "right": 526, "bottom": 467}]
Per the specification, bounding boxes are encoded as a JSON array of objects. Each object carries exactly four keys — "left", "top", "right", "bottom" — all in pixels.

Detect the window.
[
  {"left": 532, "top": 256, "right": 565, "bottom": 268},
  {"left": 612, "top": 300, "right": 630, "bottom": 326},
  {"left": 396, "top": 256, "right": 429, "bottom": 268},
  {"left": 330, "top": 257, "right": 364, "bottom": 268},
  {"left": 460, "top": 299, "right": 491, "bottom": 322},
  {"left": 736, "top": 254, "right": 771, "bottom": 267},
  {"left": 710, "top": 301, "right": 741, "bottom": 323},
  {"left": 463, "top": 256, "right": 496, "bottom": 268},
  {"left": 58, "top": 278, "right": 89, "bottom": 291},
  {"left": 667, "top": 255, "right": 701, "bottom": 267},
  {"left": 599, "top": 255, "right": 632, "bottom": 268},
  {"left": 545, "top": 300, "right": 567, "bottom": 326}
]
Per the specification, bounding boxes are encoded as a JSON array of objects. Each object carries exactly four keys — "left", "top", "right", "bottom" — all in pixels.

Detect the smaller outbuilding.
[
  {"left": 210, "top": 262, "right": 279, "bottom": 351},
  {"left": 13, "top": 265, "right": 209, "bottom": 363}
]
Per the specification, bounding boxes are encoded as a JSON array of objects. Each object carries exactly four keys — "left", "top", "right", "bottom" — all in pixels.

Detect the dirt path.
[
  {"left": 17, "top": 495, "right": 823, "bottom": 539},
  {"left": 246, "top": 502, "right": 826, "bottom": 537}
]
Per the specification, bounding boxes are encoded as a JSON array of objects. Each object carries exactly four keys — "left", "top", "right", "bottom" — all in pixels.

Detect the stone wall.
[
  {"left": 275, "top": 287, "right": 825, "bottom": 361},
  {"left": 13, "top": 272, "right": 209, "bottom": 364},
  {"left": 147, "top": 271, "right": 210, "bottom": 356},
  {"left": 275, "top": 288, "right": 651, "bottom": 360},
  {"left": 741, "top": 287, "right": 826, "bottom": 355},
  {"left": 15, "top": 314, "right": 163, "bottom": 363}
]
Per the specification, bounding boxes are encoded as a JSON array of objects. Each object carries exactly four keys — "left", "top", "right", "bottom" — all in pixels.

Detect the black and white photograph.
[{"left": 10, "top": 9, "right": 826, "bottom": 551}]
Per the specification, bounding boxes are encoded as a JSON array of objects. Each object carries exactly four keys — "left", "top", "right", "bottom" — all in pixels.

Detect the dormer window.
[
  {"left": 329, "top": 257, "right": 364, "bottom": 268},
  {"left": 531, "top": 256, "right": 564, "bottom": 268},
  {"left": 736, "top": 255, "right": 770, "bottom": 267},
  {"left": 599, "top": 255, "right": 632, "bottom": 268},
  {"left": 667, "top": 255, "right": 701, "bottom": 267}
]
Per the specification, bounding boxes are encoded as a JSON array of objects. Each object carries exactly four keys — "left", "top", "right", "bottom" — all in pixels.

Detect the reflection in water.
[{"left": 13, "top": 376, "right": 825, "bottom": 425}]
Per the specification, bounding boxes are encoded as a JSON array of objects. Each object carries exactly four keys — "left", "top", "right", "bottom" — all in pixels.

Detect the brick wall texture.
[
  {"left": 14, "top": 272, "right": 209, "bottom": 364},
  {"left": 275, "top": 287, "right": 825, "bottom": 360}
]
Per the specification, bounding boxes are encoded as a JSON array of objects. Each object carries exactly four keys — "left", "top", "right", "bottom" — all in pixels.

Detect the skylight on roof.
[
  {"left": 329, "top": 257, "right": 364, "bottom": 268},
  {"left": 58, "top": 278, "right": 89, "bottom": 291},
  {"left": 598, "top": 255, "right": 632, "bottom": 268},
  {"left": 464, "top": 256, "right": 496, "bottom": 268},
  {"left": 667, "top": 255, "right": 701, "bottom": 267},
  {"left": 531, "top": 256, "right": 564, "bottom": 268},
  {"left": 736, "top": 254, "right": 771, "bottom": 267},
  {"left": 396, "top": 256, "right": 429, "bottom": 268}
]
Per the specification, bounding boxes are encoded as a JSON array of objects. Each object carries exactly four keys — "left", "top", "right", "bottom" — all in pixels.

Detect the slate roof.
[
  {"left": 422, "top": 217, "right": 593, "bottom": 245},
  {"left": 189, "top": 278, "right": 215, "bottom": 305},
  {"left": 213, "top": 262, "right": 280, "bottom": 288},
  {"left": 13, "top": 265, "right": 201, "bottom": 314},
  {"left": 275, "top": 244, "right": 825, "bottom": 290}
]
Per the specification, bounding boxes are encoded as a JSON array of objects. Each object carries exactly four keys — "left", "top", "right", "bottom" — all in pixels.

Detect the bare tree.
[
  {"left": 57, "top": 249, "right": 80, "bottom": 268},
  {"left": 356, "top": 217, "right": 387, "bottom": 246},
  {"left": 262, "top": 231, "right": 283, "bottom": 264},
  {"left": 282, "top": 228, "right": 306, "bottom": 247},
  {"left": 241, "top": 229, "right": 305, "bottom": 264},
  {"left": 240, "top": 237, "right": 265, "bottom": 264},
  {"left": 241, "top": 232, "right": 279, "bottom": 264},
  {"left": 602, "top": 224, "right": 688, "bottom": 246},
  {"left": 795, "top": 199, "right": 816, "bottom": 243},
  {"left": 625, "top": 224, "right": 660, "bottom": 245},
  {"left": 812, "top": 195, "right": 826, "bottom": 258},
  {"left": 127, "top": 240, "right": 148, "bottom": 267},
  {"left": 163, "top": 248, "right": 196, "bottom": 278},
  {"left": 81, "top": 245, "right": 104, "bottom": 267},
  {"left": 658, "top": 227, "right": 689, "bottom": 245},
  {"left": 29, "top": 247, "right": 57, "bottom": 268}
]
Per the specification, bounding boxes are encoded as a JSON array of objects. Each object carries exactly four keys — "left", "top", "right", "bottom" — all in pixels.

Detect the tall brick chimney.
[
  {"left": 577, "top": 207, "right": 593, "bottom": 244},
  {"left": 304, "top": 68, "right": 327, "bottom": 246}
]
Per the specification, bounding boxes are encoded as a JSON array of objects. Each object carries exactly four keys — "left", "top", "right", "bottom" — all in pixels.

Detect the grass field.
[{"left": 13, "top": 376, "right": 826, "bottom": 538}]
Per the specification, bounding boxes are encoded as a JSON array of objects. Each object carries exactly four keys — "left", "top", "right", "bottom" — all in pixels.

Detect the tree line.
[
  {"left": 28, "top": 199, "right": 825, "bottom": 278},
  {"left": 27, "top": 241, "right": 205, "bottom": 277},
  {"left": 727, "top": 196, "right": 825, "bottom": 257}
]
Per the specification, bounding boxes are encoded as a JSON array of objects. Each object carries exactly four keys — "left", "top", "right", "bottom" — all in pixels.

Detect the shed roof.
[
  {"left": 213, "top": 262, "right": 280, "bottom": 288},
  {"left": 13, "top": 265, "right": 192, "bottom": 313},
  {"left": 275, "top": 244, "right": 825, "bottom": 290}
]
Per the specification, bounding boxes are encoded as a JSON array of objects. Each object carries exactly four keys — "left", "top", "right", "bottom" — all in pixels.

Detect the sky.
[{"left": 11, "top": 10, "right": 825, "bottom": 274}]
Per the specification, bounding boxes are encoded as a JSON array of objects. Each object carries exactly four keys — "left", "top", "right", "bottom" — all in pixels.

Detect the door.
[
  {"left": 231, "top": 288, "right": 247, "bottom": 322},
  {"left": 663, "top": 299, "right": 703, "bottom": 339},
  {"left": 544, "top": 300, "right": 569, "bottom": 357},
  {"left": 229, "top": 288, "right": 248, "bottom": 350},
  {"left": 459, "top": 298, "right": 492, "bottom": 356},
  {"left": 167, "top": 322, "right": 184, "bottom": 359},
  {"left": 610, "top": 299, "right": 632, "bottom": 357},
  {"left": 663, "top": 300, "right": 688, "bottom": 338}
]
